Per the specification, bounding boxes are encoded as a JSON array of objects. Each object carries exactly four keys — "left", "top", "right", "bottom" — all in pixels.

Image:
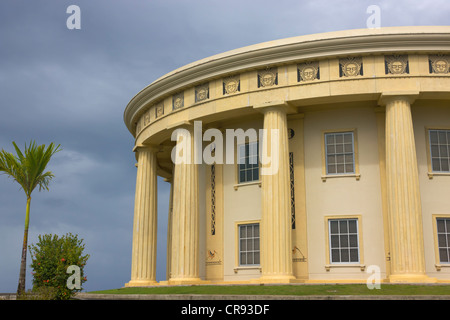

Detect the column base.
[
  {"left": 388, "top": 274, "right": 437, "bottom": 283},
  {"left": 167, "top": 278, "right": 211, "bottom": 285},
  {"left": 125, "top": 280, "right": 158, "bottom": 287},
  {"left": 259, "top": 275, "right": 297, "bottom": 284}
]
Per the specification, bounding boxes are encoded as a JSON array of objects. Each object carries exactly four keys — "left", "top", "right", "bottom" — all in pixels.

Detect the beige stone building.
[{"left": 123, "top": 26, "right": 450, "bottom": 286}]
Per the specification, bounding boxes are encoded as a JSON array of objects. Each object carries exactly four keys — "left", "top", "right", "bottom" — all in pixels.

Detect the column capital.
[
  {"left": 132, "top": 144, "right": 160, "bottom": 153},
  {"left": 166, "top": 120, "right": 193, "bottom": 131},
  {"left": 253, "top": 101, "right": 297, "bottom": 114},
  {"left": 378, "top": 91, "right": 420, "bottom": 106}
]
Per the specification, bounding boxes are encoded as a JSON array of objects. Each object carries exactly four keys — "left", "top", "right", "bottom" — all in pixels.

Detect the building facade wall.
[{"left": 124, "top": 27, "right": 450, "bottom": 286}]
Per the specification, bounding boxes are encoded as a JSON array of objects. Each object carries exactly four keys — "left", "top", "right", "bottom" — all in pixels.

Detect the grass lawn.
[{"left": 88, "top": 283, "right": 450, "bottom": 296}]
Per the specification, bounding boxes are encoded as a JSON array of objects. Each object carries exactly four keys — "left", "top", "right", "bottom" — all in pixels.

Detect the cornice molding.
[{"left": 124, "top": 26, "right": 450, "bottom": 134}]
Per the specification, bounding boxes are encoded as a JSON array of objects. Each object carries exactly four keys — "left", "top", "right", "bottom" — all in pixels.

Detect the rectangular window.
[
  {"left": 239, "top": 223, "right": 260, "bottom": 266},
  {"left": 329, "top": 218, "right": 359, "bottom": 264},
  {"left": 437, "top": 218, "right": 450, "bottom": 263},
  {"left": 238, "top": 142, "right": 259, "bottom": 183},
  {"left": 429, "top": 129, "right": 450, "bottom": 172},
  {"left": 325, "top": 132, "right": 355, "bottom": 175}
]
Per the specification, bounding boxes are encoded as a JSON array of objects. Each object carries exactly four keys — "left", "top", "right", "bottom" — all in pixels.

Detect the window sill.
[
  {"left": 321, "top": 173, "right": 361, "bottom": 182},
  {"left": 234, "top": 181, "right": 261, "bottom": 190},
  {"left": 325, "top": 264, "right": 365, "bottom": 271},
  {"left": 234, "top": 266, "right": 262, "bottom": 273},
  {"left": 428, "top": 172, "right": 450, "bottom": 179},
  {"left": 435, "top": 264, "right": 450, "bottom": 271}
]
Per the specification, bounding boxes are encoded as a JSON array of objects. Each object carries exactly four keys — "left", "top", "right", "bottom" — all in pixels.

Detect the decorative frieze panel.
[
  {"left": 223, "top": 76, "right": 240, "bottom": 95},
  {"left": 298, "top": 61, "right": 320, "bottom": 82},
  {"left": 385, "top": 55, "right": 409, "bottom": 75},
  {"left": 258, "top": 67, "right": 278, "bottom": 87},
  {"left": 195, "top": 83, "right": 209, "bottom": 103},
  {"left": 155, "top": 101, "right": 164, "bottom": 118},
  {"left": 172, "top": 92, "right": 184, "bottom": 110},
  {"left": 339, "top": 57, "right": 363, "bottom": 77},
  {"left": 429, "top": 54, "right": 450, "bottom": 74},
  {"left": 143, "top": 109, "right": 151, "bottom": 127}
]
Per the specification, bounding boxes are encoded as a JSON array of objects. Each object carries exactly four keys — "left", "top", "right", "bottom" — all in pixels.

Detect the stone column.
[
  {"left": 255, "top": 102, "right": 295, "bottom": 283},
  {"left": 169, "top": 125, "right": 202, "bottom": 284},
  {"left": 126, "top": 146, "right": 158, "bottom": 286},
  {"left": 165, "top": 177, "right": 174, "bottom": 281},
  {"left": 380, "top": 92, "right": 433, "bottom": 283}
]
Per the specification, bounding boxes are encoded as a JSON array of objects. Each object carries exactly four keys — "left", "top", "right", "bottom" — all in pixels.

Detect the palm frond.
[{"left": 0, "top": 141, "right": 61, "bottom": 197}]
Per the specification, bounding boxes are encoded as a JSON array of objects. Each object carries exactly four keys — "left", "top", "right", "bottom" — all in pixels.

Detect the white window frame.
[
  {"left": 324, "top": 131, "right": 355, "bottom": 175},
  {"left": 328, "top": 218, "right": 360, "bottom": 265},
  {"left": 237, "top": 141, "right": 260, "bottom": 184},
  {"left": 238, "top": 223, "right": 260, "bottom": 266},
  {"left": 429, "top": 129, "right": 450, "bottom": 173}
]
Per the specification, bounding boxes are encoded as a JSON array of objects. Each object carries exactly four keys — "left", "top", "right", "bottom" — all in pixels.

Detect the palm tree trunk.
[{"left": 17, "top": 197, "right": 31, "bottom": 295}]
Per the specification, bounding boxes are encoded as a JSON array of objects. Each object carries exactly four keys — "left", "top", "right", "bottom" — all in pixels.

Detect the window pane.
[
  {"left": 253, "top": 168, "right": 259, "bottom": 181},
  {"left": 348, "top": 220, "right": 357, "bottom": 233},
  {"left": 340, "top": 235, "right": 349, "bottom": 247},
  {"left": 240, "top": 253, "right": 246, "bottom": 265},
  {"left": 446, "top": 219, "right": 450, "bottom": 232},
  {"left": 330, "top": 235, "right": 339, "bottom": 248},
  {"left": 330, "top": 221, "right": 339, "bottom": 234},
  {"left": 240, "top": 226, "right": 246, "bottom": 238},
  {"left": 327, "top": 145, "right": 335, "bottom": 154},
  {"left": 331, "top": 249, "right": 340, "bottom": 263},
  {"left": 327, "top": 155, "right": 336, "bottom": 165},
  {"left": 349, "top": 249, "right": 359, "bottom": 262},
  {"left": 254, "top": 239, "right": 260, "bottom": 251},
  {"left": 254, "top": 224, "right": 259, "bottom": 237},
  {"left": 247, "top": 238, "right": 253, "bottom": 251},
  {"left": 336, "top": 134, "right": 343, "bottom": 144},
  {"left": 430, "top": 131, "right": 438, "bottom": 144},
  {"left": 432, "top": 158, "right": 441, "bottom": 171},
  {"left": 246, "top": 170, "right": 253, "bottom": 182},
  {"left": 437, "top": 219, "right": 446, "bottom": 233},
  {"left": 344, "top": 143, "right": 353, "bottom": 153},
  {"left": 254, "top": 252, "right": 260, "bottom": 265},
  {"left": 336, "top": 154, "right": 344, "bottom": 164},
  {"left": 336, "top": 144, "right": 344, "bottom": 153},
  {"left": 349, "top": 235, "right": 358, "bottom": 247},
  {"left": 326, "top": 134, "right": 335, "bottom": 144},
  {"left": 431, "top": 145, "right": 439, "bottom": 156},
  {"left": 341, "top": 249, "right": 349, "bottom": 262},
  {"left": 336, "top": 164, "right": 345, "bottom": 173},
  {"left": 344, "top": 133, "right": 353, "bottom": 143},
  {"left": 439, "top": 131, "right": 447, "bottom": 143},
  {"left": 439, "top": 249, "right": 449, "bottom": 263},
  {"left": 345, "top": 154, "right": 353, "bottom": 163},
  {"left": 328, "top": 164, "right": 336, "bottom": 174},
  {"left": 438, "top": 234, "right": 447, "bottom": 248},
  {"left": 345, "top": 164, "right": 354, "bottom": 173},
  {"left": 339, "top": 220, "right": 348, "bottom": 233},
  {"left": 441, "top": 159, "right": 449, "bottom": 172},
  {"left": 440, "top": 145, "right": 448, "bottom": 157}
]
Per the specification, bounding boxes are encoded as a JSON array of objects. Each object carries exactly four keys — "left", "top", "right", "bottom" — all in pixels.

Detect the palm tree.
[{"left": 0, "top": 141, "right": 61, "bottom": 295}]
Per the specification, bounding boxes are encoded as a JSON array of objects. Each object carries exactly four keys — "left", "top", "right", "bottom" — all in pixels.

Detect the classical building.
[{"left": 123, "top": 26, "right": 450, "bottom": 286}]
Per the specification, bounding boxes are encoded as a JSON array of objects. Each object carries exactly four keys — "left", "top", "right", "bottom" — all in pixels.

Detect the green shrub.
[{"left": 29, "top": 233, "right": 89, "bottom": 300}]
